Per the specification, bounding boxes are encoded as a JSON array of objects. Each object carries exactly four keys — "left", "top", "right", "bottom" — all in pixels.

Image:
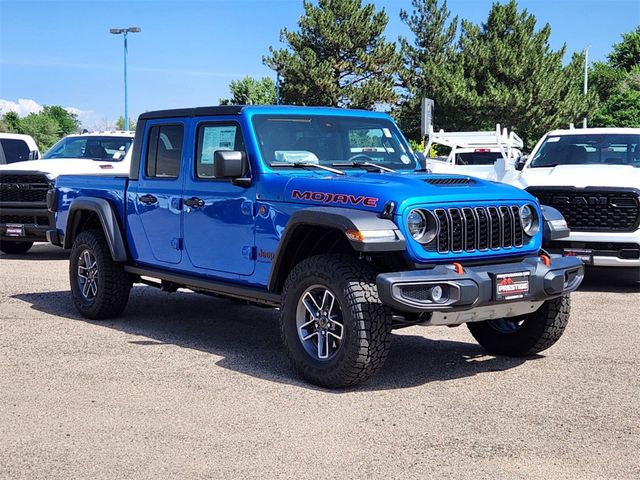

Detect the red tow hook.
[
  {"left": 452, "top": 262, "right": 465, "bottom": 274},
  {"left": 540, "top": 254, "right": 551, "bottom": 267}
]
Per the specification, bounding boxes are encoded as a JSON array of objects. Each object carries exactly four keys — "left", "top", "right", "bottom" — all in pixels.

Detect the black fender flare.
[
  {"left": 267, "top": 207, "right": 405, "bottom": 291},
  {"left": 64, "top": 197, "right": 128, "bottom": 262}
]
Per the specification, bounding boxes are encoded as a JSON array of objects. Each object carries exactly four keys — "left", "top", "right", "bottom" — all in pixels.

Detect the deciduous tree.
[{"left": 219, "top": 76, "right": 276, "bottom": 105}]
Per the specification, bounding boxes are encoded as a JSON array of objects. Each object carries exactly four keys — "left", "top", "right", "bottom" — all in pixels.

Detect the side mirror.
[
  {"left": 414, "top": 151, "right": 427, "bottom": 169},
  {"left": 29, "top": 150, "right": 40, "bottom": 160},
  {"left": 214, "top": 150, "right": 247, "bottom": 178},
  {"left": 515, "top": 155, "right": 528, "bottom": 171}
]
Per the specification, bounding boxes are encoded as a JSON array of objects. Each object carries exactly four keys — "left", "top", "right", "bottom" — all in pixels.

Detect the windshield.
[
  {"left": 251, "top": 114, "right": 416, "bottom": 170},
  {"left": 531, "top": 133, "right": 640, "bottom": 168},
  {"left": 43, "top": 136, "right": 133, "bottom": 161}
]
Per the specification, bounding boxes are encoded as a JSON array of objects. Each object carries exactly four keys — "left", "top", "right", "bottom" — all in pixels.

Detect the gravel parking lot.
[{"left": 1, "top": 244, "right": 639, "bottom": 479}]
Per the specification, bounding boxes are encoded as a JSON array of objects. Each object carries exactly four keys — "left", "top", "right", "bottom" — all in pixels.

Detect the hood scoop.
[{"left": 425, "top": 177, "right": 476, "bottom": 186}]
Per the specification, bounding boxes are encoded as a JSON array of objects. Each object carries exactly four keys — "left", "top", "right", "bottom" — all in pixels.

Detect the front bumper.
[
  {"left": 0, "top": 206, "right": 54, "bottom": 242},
  {"left": 545, "top": 230, "right": 640, "bottom": 268},
  {"left": 377, "top": 255, "right": 584, "bottom": 322}
]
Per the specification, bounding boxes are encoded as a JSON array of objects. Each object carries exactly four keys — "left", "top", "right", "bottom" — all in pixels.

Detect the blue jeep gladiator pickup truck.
[{"left": 48, "top": 105, "right": 584, "bottom": 388}]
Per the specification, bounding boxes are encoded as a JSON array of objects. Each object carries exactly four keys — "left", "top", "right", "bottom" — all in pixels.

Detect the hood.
[
  {"left": 516, "top": 164, "right": 640, "bottom": 189},
  {"left": 261, "top": 170, "right": 536, "bottom": 213},
  {"left": 0, "top": 158, "right": 130, "bottom": 178}
]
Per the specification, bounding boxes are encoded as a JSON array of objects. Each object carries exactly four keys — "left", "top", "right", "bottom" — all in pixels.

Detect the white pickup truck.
[
  {"left": 424, "top": 124, "right": 523, "bottom": 182},
  {"left": 0, "top": 131, "right": 134, "bottom": 254},
  {"left": 515, "top": 127, "right": 639, "bottom": 276}
]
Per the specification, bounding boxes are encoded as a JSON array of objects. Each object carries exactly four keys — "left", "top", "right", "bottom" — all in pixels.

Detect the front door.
[
  {"left": 131, "top": 120, "right": 186, "bottom": 265},
  {"left": 183, "top": 118, "right": 255, "bottom": 276}
]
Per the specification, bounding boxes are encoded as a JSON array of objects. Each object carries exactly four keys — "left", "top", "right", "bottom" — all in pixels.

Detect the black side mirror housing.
[
  {"left": 515, "top": 155, "right": 528, "bottom": 171},
  {"left": 214, "top": 150, "right": 247, "bottom": 178}
]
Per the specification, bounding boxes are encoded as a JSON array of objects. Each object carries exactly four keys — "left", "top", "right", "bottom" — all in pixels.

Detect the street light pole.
[{"left": 110, "top": 26, "right": 141, "bottom": 131}]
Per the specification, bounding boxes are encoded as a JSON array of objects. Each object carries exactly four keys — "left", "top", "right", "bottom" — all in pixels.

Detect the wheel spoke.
[
  {"left": 77, "top": 267, "right": 88, "bottom": 280},
  {"left": 328, "top": 320, "right": 343, "bottom": 340},
  {"left": 320, "top": 289, "right": 335, "bottom": 316},
  {"left": 82, "top": 279, "right": 92, "bottom": 298},
  {"left": 302, "top": 292, "right": 321, "bottom": 318},
  {"left": 89, "top": 280, "right": 98, "bottom": 296},
  {"left": 317, "top": 331, "right": 330, "bottom": 359},
  {"left": 302, "top": 330, "right": 318, "bottom": 342},
  {"left": 83, "top": 251, "right": 92, "bottom": 269}
]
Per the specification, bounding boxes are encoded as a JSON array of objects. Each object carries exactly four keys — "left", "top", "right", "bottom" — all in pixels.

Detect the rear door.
[
  {"left": 130, "top": 120, "right": 186, "bottom": 265},
  {"left": 182, "top": 118, "right": 255, "bottom": 275}
]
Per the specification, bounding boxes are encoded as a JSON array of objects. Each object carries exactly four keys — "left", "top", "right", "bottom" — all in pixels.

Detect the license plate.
[
  {"left": 563, "top": 249, "right": 593, "bottom": 265},
  {"left": 5, "top": 224, "right": 25, "bottom": 237},
  {"left": 495, "top": 271, "right": 531, "bottom": 301}
]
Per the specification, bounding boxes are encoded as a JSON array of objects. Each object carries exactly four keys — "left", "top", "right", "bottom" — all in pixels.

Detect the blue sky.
[{"left": 1, "top": 0, "right": 639, "bottom": 128}]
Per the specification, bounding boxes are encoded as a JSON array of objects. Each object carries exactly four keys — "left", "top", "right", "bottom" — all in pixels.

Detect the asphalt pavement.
[{"left": 1, "top": 244, "right": 639, "bottom": 479}]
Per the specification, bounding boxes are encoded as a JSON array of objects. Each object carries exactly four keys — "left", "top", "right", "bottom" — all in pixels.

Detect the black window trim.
[
  {"left": 193, "top": 119, "right": 249, "bottom": 181},
  {"left": 143, "top": 122, "right": 185, "bottom": 181}
]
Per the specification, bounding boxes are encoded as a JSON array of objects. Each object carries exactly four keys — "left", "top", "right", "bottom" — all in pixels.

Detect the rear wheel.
[
  {"left": 0, "top": 240, "right": 33, "bottom": 254},
  {"left": 467, "top": 296, "right": 570, "bottom": 356},
  {"left": 69, "top": 229, "right": 132, "bottom": 319},
  {"left": 280, "top": 254, "right": 392, "bottom": 388}
]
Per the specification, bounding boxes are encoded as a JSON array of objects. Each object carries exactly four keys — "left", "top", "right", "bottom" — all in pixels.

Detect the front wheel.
[
  {"left": 0, "top": 240, "right": 33, "bottom": 254},
  {"left": 69, "top": 229, "right": 132, "bottom": 319},
  {"left": 467, "top": 295, "right": 570, "bottom": 356},
  {"left": 280, "top": 254, "right": 392, "bottom": 388}
]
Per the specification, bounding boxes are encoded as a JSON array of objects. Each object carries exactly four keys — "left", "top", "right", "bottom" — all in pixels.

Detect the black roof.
[{"left": 138, "top": 105, "right": 244, "bottom": 120}]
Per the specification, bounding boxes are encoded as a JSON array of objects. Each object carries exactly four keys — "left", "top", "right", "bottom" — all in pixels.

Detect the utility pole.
[{"left": 583, "top": 47, "right": 589, "bottom": 128}]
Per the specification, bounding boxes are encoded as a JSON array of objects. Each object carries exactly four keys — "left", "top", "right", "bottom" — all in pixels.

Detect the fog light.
[{"left": 430, "top": 285, "right": 444, "bottom": 302}]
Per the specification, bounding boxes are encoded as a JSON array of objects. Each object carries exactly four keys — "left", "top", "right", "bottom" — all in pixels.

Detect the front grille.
[
  {"left": 0, "top": 173, "right": 50, "bottom": 203},
  {"left": 425, "top": 177, "right": 475, "bottom": 186},
  {"left": 528, "top": 188, "right": 640, "bottom": 232},
  {"left": 427, "top": 205, "right": 527, "bottom": 253}
]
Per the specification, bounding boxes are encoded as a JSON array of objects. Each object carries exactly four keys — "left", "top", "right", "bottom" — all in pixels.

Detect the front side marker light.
[{"left": 346, "top": 229, "right": 397, "bottom": 243}]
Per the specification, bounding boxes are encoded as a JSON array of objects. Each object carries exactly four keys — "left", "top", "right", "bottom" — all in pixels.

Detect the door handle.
[
  {"left": 184, "top": 197, "right": 205, "bottom": 208},
  {"left": 139, "top": 194, "right": 157, "bottom": 205}
]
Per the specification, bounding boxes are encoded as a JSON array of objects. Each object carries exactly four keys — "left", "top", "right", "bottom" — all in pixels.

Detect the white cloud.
[
  {"left": 0, "top": 98, "right": 43, "bottom": 116},
  {"left": 0, "top": 98, "right": 110, "bottom": 130}
]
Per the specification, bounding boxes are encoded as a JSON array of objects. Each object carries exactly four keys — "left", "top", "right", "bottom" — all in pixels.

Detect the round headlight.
[
  {"left": 407, "top": 209, "right": 439, "bottom": 244},
  {"left": 407, "top": 209, "right": 427, "bottom": 240},
  {"left": 519, "top": 204, "right": 539, "bottom": 236}
]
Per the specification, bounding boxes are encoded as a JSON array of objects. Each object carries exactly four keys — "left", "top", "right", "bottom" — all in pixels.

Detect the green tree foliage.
[
  {"left": 219, "top": 76, "right": 277, "bottom": 105},
  {"left": 115, "top": 116, "right": 136, "bottom": 131},
  {"left": 264, "top": 0, "right": 400, "bottom": 109},
  {"left": 0, "top": 105, "right": 80, "bottom": 150},
  {"left": 0, "top": 111, "right": 21, "bottom": 133},
  {"left": 590, "top": 27, "right": 640, "bottom": 128},
  {"left": 19, "top": 113, "right": 60, "bottom": 150},
  {"left": 42, "top": 105, "right": 80, "bottom": 136},
  {"left": 397, "top": 0, "right": 594, "bottom": 149},
  {"left": 608, "top": 26, "right": 640, "bottom": 72},
  {"left": 397, "top": 0, "right": 458, "bottom": 139}
]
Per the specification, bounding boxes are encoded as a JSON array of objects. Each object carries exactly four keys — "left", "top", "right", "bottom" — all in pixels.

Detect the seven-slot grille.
[
  {"left": 0, "top": 173, "right": 50, "bottom": 203},
  {"left": 527, "top": 188, "right": 640, "bottom": 232},
  {"left": 427, "top": 205, "right": 526, "bottom": 253}
]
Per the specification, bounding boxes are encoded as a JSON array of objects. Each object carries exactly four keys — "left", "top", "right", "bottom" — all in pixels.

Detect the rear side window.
[
  {"left": 195, "top": 122, "right": 245, "bottom": 178},
  {"left": 145, "top": 124, "right": 184, "bottom": 178},
  {"left": 0, "top": 138, "right": 31, "bottom": 163}
]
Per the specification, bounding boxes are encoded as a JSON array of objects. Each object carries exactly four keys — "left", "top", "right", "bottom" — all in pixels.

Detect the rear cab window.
[{"left": 145, "top": 124, "right": 184, "bottom": 178}]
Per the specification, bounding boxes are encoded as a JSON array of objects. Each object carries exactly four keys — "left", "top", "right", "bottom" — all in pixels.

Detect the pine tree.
[{"left": 264, "top": 0, "right": 400, "bottom": 109}]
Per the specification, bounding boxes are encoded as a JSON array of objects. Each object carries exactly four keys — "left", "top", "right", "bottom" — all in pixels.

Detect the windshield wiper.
[
  {"left": 271, "top": 162, "right": 345, "bottom": 175},
  {"left": 331, "top": 161, "right": 395, "bottom": 173}
]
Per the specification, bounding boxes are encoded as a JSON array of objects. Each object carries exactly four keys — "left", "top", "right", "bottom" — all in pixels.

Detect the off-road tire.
[
  {"left": 280, "top": 254, "right": 392, "bottom": 388},
  {"left": 0, "top": 240, "right": 33, "bottom": 254},
  {"left": 467, "top": 295, "right": 570, "bottom": 356},
  {"left": 69, "top": 229, "right": 132, "bottom": 319}
]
